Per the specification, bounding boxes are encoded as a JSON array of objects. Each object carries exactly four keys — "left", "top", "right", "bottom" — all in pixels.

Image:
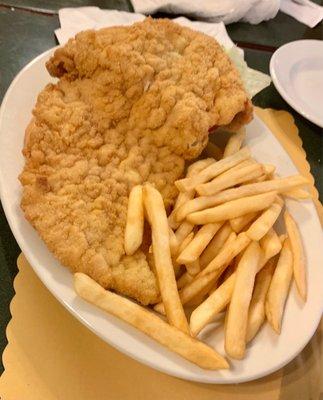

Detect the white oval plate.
[
  {"left": 0, "top": 48, "right": 322, "bottom": 384},
  {"left": 270, "top": 40, "right": 323, "bottom": 128}
]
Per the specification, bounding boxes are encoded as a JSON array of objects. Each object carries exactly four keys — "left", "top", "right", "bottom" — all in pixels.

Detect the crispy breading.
[{"left": 20, "top": 18, "right": 252, "bottom": 305}]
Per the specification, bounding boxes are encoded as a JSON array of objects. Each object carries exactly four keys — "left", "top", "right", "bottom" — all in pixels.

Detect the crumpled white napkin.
[
  {"left": 280, "top": 0, "right": 323, "bottom": 28},
  {"left": 131, "top": 0, "right": 280, "bottom": 24},
  {"left": 54, "top": 7, "right": 271, "bottom": 97},
  {"left": 55, "top": 8, "right": 145, "bottom": 45},
  {"left": 55, "top": 8, "right": 236, "bottom": 47}
]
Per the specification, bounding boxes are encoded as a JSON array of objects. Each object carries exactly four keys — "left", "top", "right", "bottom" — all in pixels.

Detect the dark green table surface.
[{"left": 0, "top": 1, "right": 322, "bottom": 374}]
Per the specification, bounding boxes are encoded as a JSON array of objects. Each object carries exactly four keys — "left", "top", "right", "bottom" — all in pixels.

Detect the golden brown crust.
[
  {"left": 20, "top": 18, "right": 252, "bottom": 305},
  {"left": 46, "top": 18, "right": 252, "bottom": 157}
]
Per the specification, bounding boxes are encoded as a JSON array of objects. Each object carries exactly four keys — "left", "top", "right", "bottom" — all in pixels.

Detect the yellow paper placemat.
[{"left": 0, "top": 109, "right": 322, "bottom": 400}]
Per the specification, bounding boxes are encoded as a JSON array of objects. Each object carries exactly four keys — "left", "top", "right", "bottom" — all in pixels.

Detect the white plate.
[
  {"left": 0, "top": 48, "right": 322, "bottom": 384},
  {"left": 270, "top": 40, "right": 323, "bottom": 128}
]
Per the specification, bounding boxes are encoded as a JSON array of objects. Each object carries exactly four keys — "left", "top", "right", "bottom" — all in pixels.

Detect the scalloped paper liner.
[
  {"left": 255, "top": 108, "right": 322, "bottom": 224},
  {"left": 0, "top": 108, "right": 321, "bottom": 400}
]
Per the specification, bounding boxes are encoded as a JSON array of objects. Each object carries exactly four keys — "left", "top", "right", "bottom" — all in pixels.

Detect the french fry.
[
  {"left": 225, "top": 241, "right": 261, "bottom": 359},
  {"left": 155, "top": 273, "right": 221, "bottom": 316},
  {"left": 146, "top": 251, "right": 157, "bottom": 281},
  {"left": 153, "top": 302, "right": 166, "bottom": 314},
  {"left": 187, "top": 192, "right": 277, "bottom": 225},
  {"left": 154, "top": 232, "right": 239, "bottom": 315},
  {"left": 260, "top": 228, "right": 282, "bottom": 260},
  {"left": 200, "top": 222, "right": 232, "bottom": 268},
  {"left": 175, "top": 221, "right": 194, "bottom": 246},
  {"left": 192, "top": 246, "right": 274, "bottom": 338},
  {"left": 154, "top": 272, "right": 224, "bottom": 316},
  {"left": 283, "top": 188, "right": 311, "bottom": 200},
  {"left": 190, "top": 273, "right": 236, "bottom": 337},
  {"left": 196, "top": 164, "right": 264, "bottom": 196},
  {"left": 265, "top": 239, "right": 293, "bottom": 333},
  {"left": 177, "top": 223, "right": 223, "bottom": 265},
  {"left": 230, "top": 212, "right": 258, "bottom": 233},
  {"left": 168, "top": 158, "right": 214, "bottom": 229},
  {"left": 284, "top": 211, "right": 307, "bottom": 301},
  {"left": 209, "top": 281, "right": 221, "bottom": 295},
  {"left": 246, "top": 199, "right": 283, "bottom": 241},
  {"left": 245, "top": 175, "right": 268, "bottom": 184},
  {"left": 219, "top": 261, "right": 237, "bottom": 284},
  {"left": 177, "top": 232, "right": 194, "bottom": 255},
  {"left": 155, "top": 235, "right": 242, "bottom": 314},
  {"left": 204, "top": 141, "right": 223, "bottom": 160},
  {"left": 256, "top": 252, "right": 273, "bottom": 274},
  {"left": 279, "top": 233, "right": 287, "bottom": 244},
  {"left": 168, "top": 213, "right": 181, "bottom": 231},
  {"left": 177, "top": 271, "right": 194, "bottom": 289},
  {"left": 223, "top": 128, "right": 246, "bottom": 158},
  {"left": 124, "top": 185, "right": 144, "bottom": 256},
  {"left": 208, "top": 285, "right": 220, "bottom": 296},
  {"left": 180, "top": 272, "right": 222, "bottom": 309},
  {"left": 169, "top": 227, "right": 179, "bottom": 257},
  {"left": 227, "top": 158, "right": 257, "bottom": 171},
  {"left": 185, "top": 280, "right": 215, "bottom": 308},
  {"left": 74, "top": 273, "right": 229, "bottom": 370},
  {"left": 185, "top": 258, "right": 201, "bottom": 276},
  {"left": 263, "top": 164, "right": 276, "bottom": 176},
  {"left": 185, "top": 293, "right": 206, "bottom": 308},
  {"left": 187, "top": 158, "right": 217, "bottom": 176},
  {"left": 175, "top": 175, "right": 308, "bottom": 222},
  {"left": 216, "top": 159, "right": 260, "bottom": 184},
  {"left": 175, "top": 147, "right": 250, "bottom": 192},
  {"left": 246, "top": 258, "right": 276, "bottom": 342},
  {"left": 246, "top": 164, "right": 275, "bottom": 184},
  {"left": 143, "top": 184, "right": 189, "bottom": 333},
  {"left": 200, "top": 232, "right": 249, "bottom": 277}
]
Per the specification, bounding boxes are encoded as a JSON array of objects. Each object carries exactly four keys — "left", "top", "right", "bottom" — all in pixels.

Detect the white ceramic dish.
[
  {"left": 0, "top": 48, "right": 322, "bottom": 384},
  {"left": 270, "top": 40, "right": 323, "bottom": 128}
]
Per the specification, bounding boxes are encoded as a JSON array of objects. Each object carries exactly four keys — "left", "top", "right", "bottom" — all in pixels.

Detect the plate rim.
[
  {"left": 270, "top": 39, "right": 323, "bottom": 128},
  {"left": 0, "top": 47, "right": 322, "bottom": 384}
]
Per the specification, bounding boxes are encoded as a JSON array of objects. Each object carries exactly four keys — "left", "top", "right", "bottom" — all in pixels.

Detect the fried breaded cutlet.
[{"left": 20, "top": 18, "right": 252, "bottom": 305}]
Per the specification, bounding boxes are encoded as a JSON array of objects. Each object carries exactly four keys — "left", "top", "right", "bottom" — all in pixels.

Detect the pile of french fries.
[{"left": 74, "top": 128, "right": 309, "bottom": 370}]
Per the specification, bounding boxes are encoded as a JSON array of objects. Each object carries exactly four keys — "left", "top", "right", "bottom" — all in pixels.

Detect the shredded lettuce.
[{"left": 226, "top": 46, "right": 271, "bottom": 98}]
